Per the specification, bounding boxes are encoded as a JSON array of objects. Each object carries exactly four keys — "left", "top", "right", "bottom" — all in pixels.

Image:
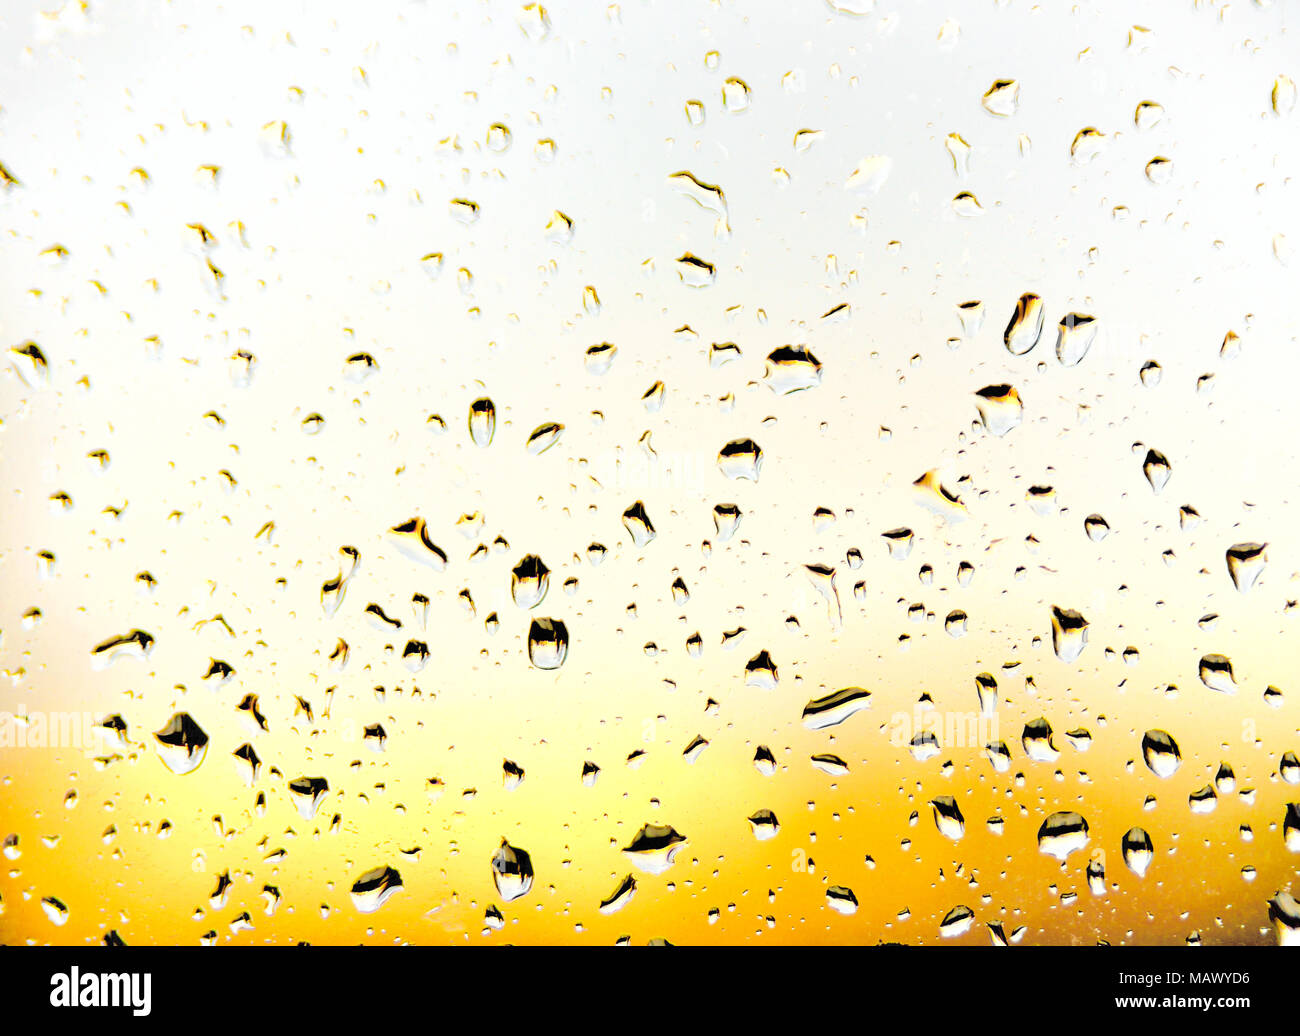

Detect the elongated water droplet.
[
  {"left": 526, "top": 422, "right": 564, "bottom": 455},
  {"left": 801, "top": 686, "right": 871, "bottom": 729},
  {"left": 623, "top": 823, "right": 686, "bottom": 874},
  {"left": 388, "top": 517, "right": 448, "bottom": 570},
  {"left": 468, "top": 397, "right": 496, "bottom": 447},
  {"left": 1050, "top": 606, "right": 1088, "bottom": 662},
  {"left": 676, "top": 252, "right": 715, "bottom": 287},
  {"left": 622, "top": 501, "right": 656, "bottom": 546},
  {"left": 1004, "top": 293, "right": 1044, "bottom": 355},
  {"left": 931, "top": 796, "right": 965, "bottom": 840},
  {"left": 1274, "top": 75, "right": 1297, "bottom": 116},
  {"left": 599, "top": 874, "right": 637, "bottom": 915},
  {"left": 1121, "top": 827, "right": 1154, "bottom": 876}
]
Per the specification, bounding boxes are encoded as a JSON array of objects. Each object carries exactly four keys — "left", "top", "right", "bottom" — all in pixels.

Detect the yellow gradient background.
[{"left": 1, "top": 0, "right": 1298, "bottom": 945}]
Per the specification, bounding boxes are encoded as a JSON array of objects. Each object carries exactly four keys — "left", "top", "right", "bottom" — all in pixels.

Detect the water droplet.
[
  {"left": 1141, "top": 730, "right": 1181, "bottom": 778},
  {"left": 622, "top": 501, "right": 656, "bottom": 546},
  {"left": 946, "top": 134, "right": 971, "bottom": 177},
  {"left": 1199, "top": 654, "right": 1236, "bottom": 694},
  {"left": 826, "top": 886, "right": 858, "bottom": 915},
  {"left": 1004, "top": 293, "right": 1045, "bottom": 355},
  {"left": 764, "top": 346, "right": 822, "bottom": 394},
  {"left": 468, "top": 397, "right": 496, "bottom": 447},
  {"left": 1084, "top": 514, "right": 1110, "bottom": 542},
  {"left": 41, "top": 897, "right": 69, "bottom": 926},
  {"left": 623, "top": 823, "right": 686, "bottom": 874},
  {"left": 845, "top": 155, "right": 892, "bottom": 193},
  {"left": 388, "top": 517, "right": 448, "bottom": 570},
  {"left": 1037, "top": 811, "right": 1090, "bottom": 860},
  {"left": 1134, "top": 100, "right": 1164, "bottom": 129},
  {"left": 748, "top": 809, "right": 780, "bottom": 840},
  {"left": 517, "top": 3, "right": 551, "bottom": 42},
  {"left": 1269, "top": 891, "right": 1300, "bottom": 945},
  {"left": 91, "top": 629, "right": 155, "bottom": 668},
  {"left": 882, "top": 527, "right": 914, "bottom": 560},
  {"left": 721, "top": 77, "right": 751, "bottom": 113},
  {"left": 1050, "top": 606, "right": 1088, "bottom": 662},
  {"left": 1144, "top": 156, "right": 1173, "bottom": 184},
  {"left": 931, "top": 796, "right": 965, "bottom": 840},
  {"left": 511, "top": 555, "right": 550, "bottom": 609},
  {"left": 351, "top": 865, "right": 402, "bottom": 912},
  {"left": 1070, "top": 127, "right": 1108, "bottom": 164},
  {"left": 981, "top": 79, "right": 1020, "bottom": 117},
  {"left": 1273, "top": 75, "right": 1297, "bottom": 116},
  {"left": 974, "top": 384, "right": 1023, "bottom": 436},
  {"left": 585, "top": 342, "right": 617, "bottom": 375},
  {"left": 527, "top": 618, "right": 569, "bottom": 670},
  {"left": 288, "top": 776, "right": 329, "bottom": 818},
  {"left": 718, "top": 438, "right": 762, "bottom": 481},
  {"left": 713, "top": 504, "right": 743, "bottom": 541},
  {"left": 801, "top": 686, "right": 871, "bottom": 729},
  {"left": 1286, "top": 803, "right": 1300, "bottom": 852},
  {"left": 486, "top": 122, "right": 512, "bottom": 152},
  {"left": 1022, "top": 717, "right": 1059, "bottom": 762},
  {"left": 1055, "top": 313, "right": 1097, "bottom": 366},
  {"left": 154, "top": 713, "right": 209, "bottom": 775},
  {"left": 599, "top": 874, "right": 637, "bottom": 915},
  {"left": 1142, "top": 449, "right": 1171, "bottom": 493},
  {"left": 525, "top": 421, "right": 564, "bottom": 455},
  {"left": 939, "top": 905, "right": 975, "bottom": 937},
  {"left": 1225, "top": 542, "right": 1266, "bottom": 592},
  {"left": 1121, "top": 828, "right": 1154, "bottom": 876},
  {"left": 676, "top": 252, "right": 716, "bottom": 287},
  {"left": 745, "top": 650, "right": 779, "bottom": 689}
]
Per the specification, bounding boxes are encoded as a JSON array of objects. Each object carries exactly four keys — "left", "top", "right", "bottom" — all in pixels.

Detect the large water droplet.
[
  {"left": 491, "top": 840, "right": 534, "bottom": 902},
  {"left": 1037, "top": 811, "right": 1090, "bottom": 860},
  {"left": 154, "top": 713, "right": 209, "bottom": 775},
  {"left": 527, "top": 618, "right": 569, "bottom": 670}
]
